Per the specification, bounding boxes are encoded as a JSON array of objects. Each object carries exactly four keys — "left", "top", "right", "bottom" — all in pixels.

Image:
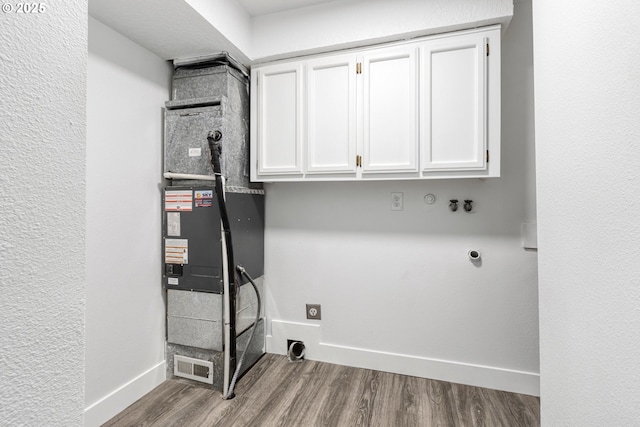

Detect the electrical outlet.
[
  {"left": 306, "top": 304, "right": 321, "bottom": 320},
  {"left": 391, "top": 192, "right": 403, "bottom": 211}
]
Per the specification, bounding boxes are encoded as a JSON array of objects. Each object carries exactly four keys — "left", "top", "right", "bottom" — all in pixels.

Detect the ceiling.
[
  {"left": 237, "top": 0, "right": 339, "bottom": 16},
  {"left": 89, "top": 0, "right": 250, "bottom": 63},
  {"left": 88, "top": 0, "right": 512, "bottom": 65},
  {"left": 88, "top": 0, "right": 354, "bottom": 64}
]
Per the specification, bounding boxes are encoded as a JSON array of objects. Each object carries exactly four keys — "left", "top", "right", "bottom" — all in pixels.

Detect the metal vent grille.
[
  {"left": 174, "top": 355, "right": 214, "bottom": 384},
  {"left": 193, "top": 364, "right": 210, "bottom": 378},
  {"left": 177, "top": 360, "right": 192, "bottom": 375}
]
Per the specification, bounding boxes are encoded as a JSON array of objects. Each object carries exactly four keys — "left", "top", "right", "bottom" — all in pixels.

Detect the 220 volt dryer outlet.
[{"left": 306, "top": 304, "right": 321, "bottom": 320}]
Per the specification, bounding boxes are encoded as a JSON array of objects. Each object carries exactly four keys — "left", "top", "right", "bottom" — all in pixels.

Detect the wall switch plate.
[
  {"left": 391, "top": 192, "right": 404, "bottom": 211},
  {"left": 306, "top": 304, "right": 321, "bottom": 320}
]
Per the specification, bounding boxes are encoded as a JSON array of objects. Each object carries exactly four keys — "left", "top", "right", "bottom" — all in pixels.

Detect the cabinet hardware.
[
  {"left": 356, "top": 155, "right": 362, "bottom": 167},
  {"left": 486, "top": 43, "right": 490, "bottom": 56},
  {"left": 486, "top": 150, "right": 489, "bottom": 163},
  {"left": 356, "top": 63, "right": 362, "bottom": 74}
]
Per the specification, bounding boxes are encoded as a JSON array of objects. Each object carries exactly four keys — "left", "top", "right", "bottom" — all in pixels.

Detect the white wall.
[
  {"left": 533, "top": 1, "right": 640, "bottom": 424},
  {"left": 251, "top": 0, "right": 513, "bottom": 61},
  {"left": 85, "top": 17, "right": 171, "bottom": 426},
  {"left": 0, "top": 2, "right": 87, "bottom": 426},
  {"left": 265, "top": 0, "right": 539, "bottom": 396},
  {"left": 185, "top": 0, "right": 252, "bottom": 57}
]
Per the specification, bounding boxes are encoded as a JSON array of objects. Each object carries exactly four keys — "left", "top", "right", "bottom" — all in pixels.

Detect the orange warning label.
[
  {"left": 165, "top": 190, "right": 192, "bottom": 211},
  {"left": 165, "top": 238, "right": 188, "bottom": 264}
]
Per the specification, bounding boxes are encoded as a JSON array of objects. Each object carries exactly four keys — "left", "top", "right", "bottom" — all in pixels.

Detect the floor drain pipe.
[{"left": 287, "top": 341, "right": 305, "bottom": 362}]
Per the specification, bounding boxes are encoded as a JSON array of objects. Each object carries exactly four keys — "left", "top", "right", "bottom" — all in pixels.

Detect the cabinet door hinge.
[
  {"left": 486, "top": 43, "right": 490, "bottom": 56},
  {"left": 356, "top": 155, "right": 362, "bottom": 167},
  {"left": 486, "top": 150, "right": 489, "bottom": 163},
  {"left": 356, "top": 63, "right": 362, "bottom": 74}
]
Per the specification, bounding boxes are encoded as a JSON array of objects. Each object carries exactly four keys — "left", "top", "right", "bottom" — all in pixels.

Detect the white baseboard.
[
  {"left": 84, "top": 360, "right": 166, "bottom": 427},
  {"left": 266, "top": 320, "right": 539, "bottom": 397}
]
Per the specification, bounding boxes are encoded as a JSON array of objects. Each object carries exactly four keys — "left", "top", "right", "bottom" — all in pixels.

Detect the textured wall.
[
  {"left": 0, "top": 2, "right": 87, "bottom": 426},
  {"left": 264, "top": 0, "right": 538, "bottom": 395},
  {"left": 533, "top": 0, "right": 640, "bottom": 424},
  {"left": 85, "top": 17, "right": 171, "bottom": 426}
]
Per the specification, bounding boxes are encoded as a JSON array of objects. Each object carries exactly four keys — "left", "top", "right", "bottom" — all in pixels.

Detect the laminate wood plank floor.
[{"left": 103, "top": 354, "right": 539, "bottom": 427}]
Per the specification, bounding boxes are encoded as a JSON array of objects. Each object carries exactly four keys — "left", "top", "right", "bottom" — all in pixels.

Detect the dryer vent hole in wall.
[{"left": 287, "top": 340, "right": 305, "bottom": 362}]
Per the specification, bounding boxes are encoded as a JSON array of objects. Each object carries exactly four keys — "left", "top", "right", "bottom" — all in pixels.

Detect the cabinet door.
[
  {"left": 421, "top": 33, "right": 487, "bottom": 171},
  {"left": 253, "top": 62, "right": 303, "bottom": 176},
  {"left": 306, "top": 55, "right": 357, "bottom": 174},
  {"left": 361, "top": 45, "right": 419, "bottom": 174}
]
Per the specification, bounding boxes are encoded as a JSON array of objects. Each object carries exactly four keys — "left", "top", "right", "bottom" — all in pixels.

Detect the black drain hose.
[
  {"left": 207, "top": 130, "right": 237, "bottom": 394},
  {"left": 207, "top": 131, "right": 262, "bottom": 399}
]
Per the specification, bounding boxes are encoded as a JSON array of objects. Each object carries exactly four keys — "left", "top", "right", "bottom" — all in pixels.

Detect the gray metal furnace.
[{"left": 161, "top": 56, "right": 265, "bottom": 394}]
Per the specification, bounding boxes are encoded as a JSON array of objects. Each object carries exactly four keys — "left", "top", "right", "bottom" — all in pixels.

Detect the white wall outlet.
[{"left": 391, "top": 192, "right": 404, "bottom": 211}]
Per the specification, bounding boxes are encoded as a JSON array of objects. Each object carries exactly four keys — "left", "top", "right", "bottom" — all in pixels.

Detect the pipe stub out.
[
  {"left": 288, "top": 341, "right": 305, "bottom": 362},
  {"left": 468, "top": 249, "right": 481, "bottom": 262}
]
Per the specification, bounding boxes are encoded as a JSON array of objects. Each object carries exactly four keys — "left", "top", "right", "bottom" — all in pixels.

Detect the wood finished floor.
[{"left": 103, "top": 354, "right": 539, "bottom": 427}]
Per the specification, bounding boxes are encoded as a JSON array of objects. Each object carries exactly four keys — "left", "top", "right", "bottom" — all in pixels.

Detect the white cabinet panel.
[
  {"left": 253, "top": 63, "right": 303, "bottom": 176},
  {"left": 249, "top": 26, "right": 500, "bottom": 182},
  {"left": 306, "top": 55, "right": 357, "bottom": 174},
  {"left": 421, "top": 33, "right": 487, "bottom": 171},
  {"left": 362, "top": 46, "right": 419, "bottom": 173}
]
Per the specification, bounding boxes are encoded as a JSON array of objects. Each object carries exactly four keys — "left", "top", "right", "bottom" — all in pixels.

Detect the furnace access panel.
[{"left": 162, "top": 186, "right": 264, "bottom": 293}]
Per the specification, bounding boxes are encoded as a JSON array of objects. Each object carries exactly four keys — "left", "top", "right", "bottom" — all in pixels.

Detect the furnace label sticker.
[
  {"left": 165, "top": 238, "right": 188, "bottom": 264},
  {"left": 165, "top": 190, "right": 193, "bottom": 211},
  {"left": 167, "top": 212, "right": 181, "bottom": 236},
  {"left": 188, "top": 147, "right": 202, "bottom": 157},
  {"left": 195, "top": 190, "right": 213, "bottom": 208}
]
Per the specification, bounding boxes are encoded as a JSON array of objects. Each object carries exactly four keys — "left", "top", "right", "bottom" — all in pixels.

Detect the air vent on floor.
[{"left": 174, "top": 355, "right": 214, "bottom": 384}]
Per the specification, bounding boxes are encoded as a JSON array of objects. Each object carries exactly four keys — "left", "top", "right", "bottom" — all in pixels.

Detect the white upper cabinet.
[
  {"left": 362, "top": 45, "right": 419, "bottom": 175},
  {"left": 306, "top": 54, "right": 357, "bottom": 175},
  {"left": 421, "top": 32, "right": 487, "bottom": 172},
  {"left": 250, "top": 25, "right": 501, "bottom": 182},
  {"left": 251, "top": 62, "right": 303, "bottom": 177}
]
